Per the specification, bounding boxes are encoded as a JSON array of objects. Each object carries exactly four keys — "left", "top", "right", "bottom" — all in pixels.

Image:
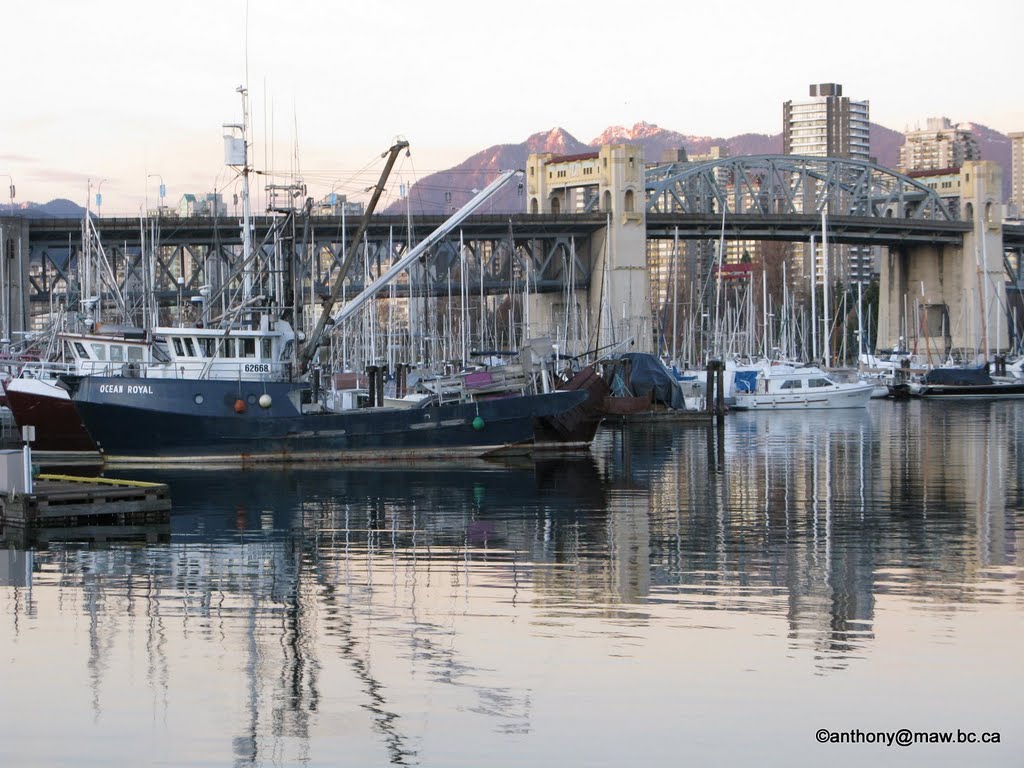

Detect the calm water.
[{"left": 2, "top": 401, "right": 1022, "bottom": 767}]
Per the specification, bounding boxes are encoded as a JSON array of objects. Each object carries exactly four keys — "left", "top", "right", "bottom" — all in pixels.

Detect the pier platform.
[{"left": 0, "top": 474, "right": 171, "bottom": 532}]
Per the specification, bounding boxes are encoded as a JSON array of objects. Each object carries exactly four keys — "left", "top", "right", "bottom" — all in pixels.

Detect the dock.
[{"left": 0, "top": 474, "right": 171, "bottom": 534}]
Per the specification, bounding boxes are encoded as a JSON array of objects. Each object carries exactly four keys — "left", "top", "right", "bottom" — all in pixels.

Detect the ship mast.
[{"left": 224, "top": 85, "right": 253, "bottom": 324}]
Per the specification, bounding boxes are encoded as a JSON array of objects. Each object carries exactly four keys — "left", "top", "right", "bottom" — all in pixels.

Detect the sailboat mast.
[
  {"left": 809, "top": 234, "right": 817, "bottom": 363},
  {"left": 672, "top": 226, "right": 679, "bottom": 365},
  {"left": 822, "top": 208, "right": 831, "bottom": 368}
]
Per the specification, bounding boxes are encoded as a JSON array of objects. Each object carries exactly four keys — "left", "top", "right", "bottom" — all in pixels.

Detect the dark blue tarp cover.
[
  {"left": 922, "top": 365, "right": 992, "bottom": 386},
  {"left": 617, "top": 353, "right": 685, "bottom": 409}
]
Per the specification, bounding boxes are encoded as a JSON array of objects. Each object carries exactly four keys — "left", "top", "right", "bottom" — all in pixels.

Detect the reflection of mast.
[
  {"left": 316, "top": 570, "right": 416, "bottom": 764},
  {"left": 231, "top": 534, "right": 319, "bottom": 766}
]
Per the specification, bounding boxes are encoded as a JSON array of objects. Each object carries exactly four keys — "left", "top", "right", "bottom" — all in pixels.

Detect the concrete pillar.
[
  {"left": 960, "top": 161, "right": 1007, "bottom": 357},
  {"left": 526, "top": 145, "right": 653, "bottom": 354},
  {"left": 0, "top": 217, "right": 30, "bottom": 347},
  {"left": 877, "top": 161, "right": 1006, "bottom": 359}
]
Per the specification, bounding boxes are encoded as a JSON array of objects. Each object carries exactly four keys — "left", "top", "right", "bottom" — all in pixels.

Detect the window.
[
  {"left": 261, "top": 339, "right": 272, "bottom": 360},
  {"left": 109, "top": 345, "right": 124, "bottom": 362},
  {"left": 184, "top": 338, "right": 197, "bottom": 357},
  {"left": 807, "top": 378, "right": 832, "bottom": 388},
  {"left": 90, "top": 343, "right": 106, "bottom": 361},
  {"left": 127, "top": 346, "right": 144, "bottom": 362},
  {"left": 74, "top": 342, "right": 89, "bottom": 358},
  {"left": 199, "top": 338, "right": 216, "bottom": 357},
  {"left": 172, "top": 338, "right": 184, "bottom": 356},
  {"left": 780, "top": 380, "right": 802, "bottom": 390},
  {"left": 241, "top": 338, "right": 255, "bottom": 357}
]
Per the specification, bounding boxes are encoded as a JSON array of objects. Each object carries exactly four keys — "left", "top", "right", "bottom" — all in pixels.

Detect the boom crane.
[{"left": 299, "top": 139, "right": 409, "bottom": 373}]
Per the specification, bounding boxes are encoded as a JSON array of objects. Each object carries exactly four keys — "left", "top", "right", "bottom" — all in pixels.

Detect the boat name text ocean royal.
[{"left": 99, "top": 384, "right": 154, "bottom": 395}]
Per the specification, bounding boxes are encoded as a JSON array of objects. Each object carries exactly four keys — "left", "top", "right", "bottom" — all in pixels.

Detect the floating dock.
[{"left": 0, "top": 474, "right": 171, "bottom": 534}]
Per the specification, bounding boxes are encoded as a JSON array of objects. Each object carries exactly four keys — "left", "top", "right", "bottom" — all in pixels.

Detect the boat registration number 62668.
[{"left": 245, "top": 363, "right": 270, "bottom": 373}]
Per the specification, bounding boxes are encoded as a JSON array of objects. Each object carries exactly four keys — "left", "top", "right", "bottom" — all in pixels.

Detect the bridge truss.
[{"left": 645, "top": 154, "right": 954, "bottom": 221}]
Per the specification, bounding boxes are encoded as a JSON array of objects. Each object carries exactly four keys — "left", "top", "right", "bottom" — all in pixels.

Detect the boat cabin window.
[
  {"left": 240, "top": 338, "right": 255, "bottom": 358},
  {"left": 261, "top": 338, "right": 272, "bottom": 360},
  {"left": 109, "top": 345, "right": 124, "bottom": 363},
  {"left": 90, "top": 343, "right": 106, "bottom": 361},
  {"left": 807, "top": 378, "right": 832, "bottom": 388},
  {"left": 780, "top": 379, "right": 803, "bottom": 390},
  {"left": 199, "top": 338, "right": 215, "bottom": 357},
  {"left": 184, "top": 338, "right": 197, "bottom": 357},
  {"left": 172, "top": 338, "right": 184, "bottom": 356},
  {"left": 127, "top": 346, "right": 144, "bottom": 362},
  {"left": 73, "top": 342, "right": 89, "bottom": 359}
]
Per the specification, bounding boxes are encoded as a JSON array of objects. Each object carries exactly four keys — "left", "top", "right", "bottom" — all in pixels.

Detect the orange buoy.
[{"left": 234, "top": 398, "right": 247, "bottom": 413}]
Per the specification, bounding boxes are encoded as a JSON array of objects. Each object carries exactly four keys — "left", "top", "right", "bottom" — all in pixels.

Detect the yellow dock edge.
[{"left": 35, "top": 474, "right": 166, "bottom": 489}]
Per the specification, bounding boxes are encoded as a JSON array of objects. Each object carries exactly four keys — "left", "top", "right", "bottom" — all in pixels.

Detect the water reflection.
[{"left": 1, "top": 402, "right": 1022, "bottom": 765}]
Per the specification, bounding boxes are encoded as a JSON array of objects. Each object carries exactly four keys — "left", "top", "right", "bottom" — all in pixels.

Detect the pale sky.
[{"left": 3, "top": 0, "right": 1022, "bottom": 214}]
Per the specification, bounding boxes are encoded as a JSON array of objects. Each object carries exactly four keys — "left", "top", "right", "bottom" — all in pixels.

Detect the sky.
[{"left": 3, "top": 0, "right": 1022, "bottom": 215}]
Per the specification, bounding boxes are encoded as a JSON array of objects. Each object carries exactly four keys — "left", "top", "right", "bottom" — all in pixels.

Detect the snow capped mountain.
[{"left": 389, "top": 120, "right": 1013, "bottom": 214}]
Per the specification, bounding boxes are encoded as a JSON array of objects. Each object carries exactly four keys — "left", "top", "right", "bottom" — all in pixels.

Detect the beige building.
[
  {"left": 905, "top": 167, "right": 963, "bottom": 219},
  {"left": 899, "top": 117, "right": 979, "bottom": 173}
]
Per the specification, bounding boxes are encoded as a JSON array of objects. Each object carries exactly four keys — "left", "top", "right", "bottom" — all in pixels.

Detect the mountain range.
[
  {"left": 393, "top": 120, "right": 1014, "bottom": 215},
  {"left": 6, "top": 122, "right": 1014, "bottom": 217}
]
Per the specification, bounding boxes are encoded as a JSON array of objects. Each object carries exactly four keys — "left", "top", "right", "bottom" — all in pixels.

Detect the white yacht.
[{"left": 731, "top": 362, "right": 875, "bottom": 411}]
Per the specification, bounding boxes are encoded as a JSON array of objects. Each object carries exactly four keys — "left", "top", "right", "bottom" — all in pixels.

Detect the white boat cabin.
[{"left": 60, "top": 318, "right": 296, "bottom": 381}]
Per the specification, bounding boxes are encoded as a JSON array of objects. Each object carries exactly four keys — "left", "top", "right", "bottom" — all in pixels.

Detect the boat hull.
[
  {"left": 911, "top": 382, "right": 1024, "bottom": 399},
  {"left": 732, "top": 382, "right": 875, "bottom": 410},
  {"left": 65, "top": 376, "right": 596, "bottom": 463},
  {"left": 5, "top": 377, "right": 98, "bottom": 452}
]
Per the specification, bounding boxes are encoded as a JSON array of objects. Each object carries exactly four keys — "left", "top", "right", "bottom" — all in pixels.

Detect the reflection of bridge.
[{"left": 4, "top": 152, "right": 1021, "bottom": 354}]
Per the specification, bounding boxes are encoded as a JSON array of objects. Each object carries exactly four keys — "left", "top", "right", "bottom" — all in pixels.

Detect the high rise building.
[
  {"left": 783, "top": 83, "right": 870, "bottom": 159},
  {"left": 1010, "top": 132, "right": 1024, "bottom": 218},
  {"left": 899, "top": 117, "right": 979, "bottom": 173},
  {"left": 783, "top": 83, "right": 873, "bottom": 286}
]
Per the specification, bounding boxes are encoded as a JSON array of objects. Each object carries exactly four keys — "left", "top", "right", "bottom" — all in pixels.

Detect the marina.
[
  {"left": 1, "top": 402, "right": 1019, "bottom": 767},
  {"left": 3, "top": 4, "right": 1024, "bottom": 762}
]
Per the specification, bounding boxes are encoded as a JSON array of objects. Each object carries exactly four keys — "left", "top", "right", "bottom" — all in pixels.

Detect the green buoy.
[{"left": 472, "top": 416, "right": 485, "bottom": 431}]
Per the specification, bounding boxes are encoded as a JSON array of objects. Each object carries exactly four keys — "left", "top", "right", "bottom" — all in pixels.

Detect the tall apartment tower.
[
  {"left": 899, "top": 117, "right": 979, "bottom": 172},
  {"left": 1010, "top": 132, "right": 1024, "bottom": 217},
  {"left": 783, "top": 83, "right": 872, "bottom": 285},
  {"left": 783, "top": 83, "right": 870, "bottom": 159}
]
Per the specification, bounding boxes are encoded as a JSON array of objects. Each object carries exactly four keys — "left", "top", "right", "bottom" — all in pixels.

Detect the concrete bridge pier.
[
  {"left": 878, "top": 161, "right": 1006, "bottom": 359},
  {"left": 0, "top": 217, "right": 30, "bottom": 349},
  {"left": 526, "top": 145, "right": 652, "bottom": 356}
]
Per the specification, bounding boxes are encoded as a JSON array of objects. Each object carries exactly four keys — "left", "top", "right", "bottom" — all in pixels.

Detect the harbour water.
[{"left": 1, "top": 400, "right": 1021, "bottom": 766}]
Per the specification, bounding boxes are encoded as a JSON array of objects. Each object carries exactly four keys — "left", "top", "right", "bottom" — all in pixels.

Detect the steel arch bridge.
[{"left": 644, "top": 155, "right": 955, "bottom": 221}]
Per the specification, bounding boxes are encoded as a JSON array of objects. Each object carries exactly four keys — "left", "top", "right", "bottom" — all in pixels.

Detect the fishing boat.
[
  {"left": 60, "top": 98, "right": 606, "bottom": 464},
  {"left": 907, "top": 364, "right": 1024, "bottom": 399},
  {"left": 730, "top": 362, "right": 874, "bottom": 410},
  {"left": 61, "top": 370, "right": 598, "bottom": 464},
  {"left": 6, "top": 317, "right": 298, "bottom": 454}
]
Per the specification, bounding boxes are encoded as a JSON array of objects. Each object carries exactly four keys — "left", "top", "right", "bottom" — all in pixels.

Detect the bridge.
[{"left": 2, "top": 150, "right": 1020, "bottom": 362}]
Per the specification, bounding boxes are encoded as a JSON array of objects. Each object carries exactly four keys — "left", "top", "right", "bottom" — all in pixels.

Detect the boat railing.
[{"left": 15, "top": 360, "right": 77, "bottom": 380}]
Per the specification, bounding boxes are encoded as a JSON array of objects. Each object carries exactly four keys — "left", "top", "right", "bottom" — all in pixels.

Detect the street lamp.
[
  {"left": 96, "top": 179, "right": 107, "bottom": 217},
  {"left": 148, "top": 173, "right": 165, "bottom": 215}
]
